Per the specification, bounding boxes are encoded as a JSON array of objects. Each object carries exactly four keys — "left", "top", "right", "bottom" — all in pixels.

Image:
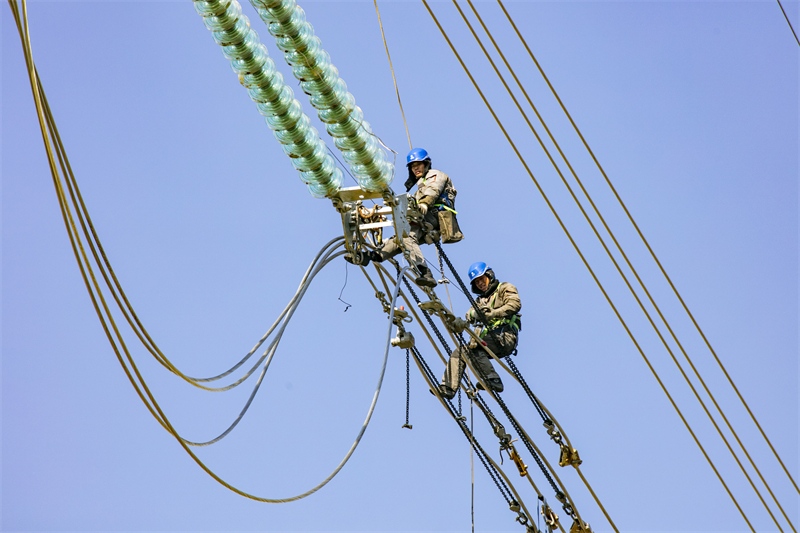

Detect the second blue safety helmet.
[{"left": 468, "top": 261, "right": 490, "bottom": 282}]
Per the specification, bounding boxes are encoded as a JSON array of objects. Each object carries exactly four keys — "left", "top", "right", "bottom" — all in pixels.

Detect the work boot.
[
  {"left": 438, "top": 384, "right": 456, "bottom": 400},
  {"left": 414, "top": 265, "right": 437, "bottom": 288},
  {"left": 476, "top": 378, "right": 504, "bottom": 393},
  {"left": 344, "top": 251, "right": 370, "bottom": 266}
]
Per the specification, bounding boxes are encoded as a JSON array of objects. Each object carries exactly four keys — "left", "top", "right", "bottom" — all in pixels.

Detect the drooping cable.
[
  {"left": 181, "top": 241, "right": 348, "bottom": 446},
  {"left": 10, "top": 1, "right": 406, "bottom": 502}
]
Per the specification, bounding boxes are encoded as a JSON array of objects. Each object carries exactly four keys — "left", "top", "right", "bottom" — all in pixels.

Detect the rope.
[{"left": 372, "top": 0, "right": 413, "bottom": 149}]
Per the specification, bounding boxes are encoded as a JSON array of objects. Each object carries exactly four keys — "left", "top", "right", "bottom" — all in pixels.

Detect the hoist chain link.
[
  {"left": 409, "top": 345, "right": 515, "bottom": 504},
  {"left": 402, "top": 349, "right": 412, "bottom": 430}
]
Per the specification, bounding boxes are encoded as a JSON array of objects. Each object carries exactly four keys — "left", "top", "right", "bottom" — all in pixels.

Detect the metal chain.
[
  {"left": 403, "top": 349, "right": 412, "bottom": 429},
  {"left": 435, "top": 242, "right": 578, "bottom": 521},
  {"left": 435, "top": 241, "right": 549, "bottom": 422},
  {"left": 410, "top": 345, "right": 515, "bottom": 504}
]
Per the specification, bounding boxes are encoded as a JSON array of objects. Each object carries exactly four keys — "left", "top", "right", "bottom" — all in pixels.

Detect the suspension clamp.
[
  {"left": 569, "top": 519, "right": 593, "bottom": 533},
  {"left": 541, "top": 501, "right": 560, "bottom": 531},
  {"left": 391, "top": 330, "right": 415, "bottom": 349},
  {"left": 507, "top": 444, "right": 528, "bottom": 477},
  {"left": 558, "top": 445, "right": 582, "bottom": 467}
]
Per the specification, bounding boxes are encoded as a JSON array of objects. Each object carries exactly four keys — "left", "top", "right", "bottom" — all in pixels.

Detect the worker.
[
  {"left": 438, "top": 261, "right": 522, "bottom": 399},
  {"left": 346, "top": 147, "right": 458, "bottom": 289}
]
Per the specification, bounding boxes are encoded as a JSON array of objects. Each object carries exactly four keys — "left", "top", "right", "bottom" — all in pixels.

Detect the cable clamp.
[
  {"left": 558, "top": 444, "right": 582, "bottom": 467},
  {"left": 540, "top": 500, "right": 560, "bottom": 532},
  {"left": 391, "top": 306, "right": 411, "bottom": 325},
  {"left": 569, "top": 519, "right": 593, "bottom": 533},
  {"left": 507, "top": 443, "right": 528, "bottom": 477},
  {"left": 390, "top": 330, "right": 415, "bottom": 349}
]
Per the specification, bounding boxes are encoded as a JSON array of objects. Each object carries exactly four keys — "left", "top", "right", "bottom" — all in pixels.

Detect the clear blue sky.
[{"left": 3, "top": 1, "right": 797, "bottom": 532}]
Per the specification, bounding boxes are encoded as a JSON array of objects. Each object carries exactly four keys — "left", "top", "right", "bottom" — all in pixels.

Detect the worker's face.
[
  {"left": 473, "top": 274, "right": 490, "bottom": 292},
  {"left": 410, "top": 161, "right": 426, "bottom": 178}
]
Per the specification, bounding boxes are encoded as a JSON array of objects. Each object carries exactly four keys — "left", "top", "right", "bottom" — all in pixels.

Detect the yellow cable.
[
  {"left": 496, "top": 0, "right": 800, "bottom": 500},
  {"left": 421, "top": 1, "right": 758, "bottom": 530},
  {"left": 460, "top": 1, "right": 793, "bottom": 529}
]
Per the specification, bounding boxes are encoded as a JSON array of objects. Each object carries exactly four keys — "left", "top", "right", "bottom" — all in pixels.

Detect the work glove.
[
  {"left": 419, "top": 202, "right": 428, "bottom": 216},
  {"left": 449, "top": 317, "right": 469, "bottom": 333},
  {"left": 482, "top": 307, "right": 501, "bottom": 321},
  {"left": 465, "top": 310, "right": 477, "bottom": 325}
]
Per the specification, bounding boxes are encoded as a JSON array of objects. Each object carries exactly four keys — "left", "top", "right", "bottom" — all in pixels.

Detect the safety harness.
[{"left": 478, "top": 282, "right": 522, "bottom": 339}]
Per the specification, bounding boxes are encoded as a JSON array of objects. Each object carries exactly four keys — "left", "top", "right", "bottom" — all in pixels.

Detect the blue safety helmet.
[
  {"left": 406, "top": 147, "right": 431, "bottom": 166},
  {"left": 468, "top": 261, "right": 490, "bottom": 282}
]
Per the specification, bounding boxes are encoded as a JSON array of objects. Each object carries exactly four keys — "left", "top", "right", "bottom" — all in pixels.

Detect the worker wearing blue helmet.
[
  {"left": 353, "top": 147, "right": 460, "bottom": 288},
  {"left": 438, "top": 261, "right": 522, "bottom": 398}
]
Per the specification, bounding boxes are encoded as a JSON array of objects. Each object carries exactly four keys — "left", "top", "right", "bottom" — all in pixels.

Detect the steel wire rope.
[
  {"left": 464, "top": 2, "right": 795, "bottom": 527},
  {"left": 420, "top": 1, "right": 757, "bottom": 530},
  {"left": 385, "top": 261, "right": 556, "bottom": 529},
  {"left": 432, "top": 242, "right": 607, "bottom": 529},
  {"left": 408, "top": 344, "right": 541, "bottom": 525},
  {"left": 461, "top": 369, "right": 566, "bottom": 532},
  {"left": 373, "top": 263, "right": 520, "bottom": 499},
  {"left": 372, "top": 0, "right": 413, "bottom": 149},
  {"left": 11, "top": 2, "right": 408, "bottom": 502},
  {"left": 435, "top": 240, "right": 589, "bottom": 497},
  {"left": 776, "top": 0, "right": 800, "bottom": 46},
  {"left": 496, "top": 0, "right": 800, "bottom": 498},
  {"left": 366, "top": 258, "right": 559, "bottom": 529},
  {"left": 459, "top": 338, "right": 591, "bottom": 530},
  {"left": 453, "top": 2, "right": 789, "bottom": 528}
]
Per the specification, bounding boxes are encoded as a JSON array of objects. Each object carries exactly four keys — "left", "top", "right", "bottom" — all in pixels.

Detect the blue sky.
[{"left": 3, "top": 1, "right": 798, "bottom": 532}]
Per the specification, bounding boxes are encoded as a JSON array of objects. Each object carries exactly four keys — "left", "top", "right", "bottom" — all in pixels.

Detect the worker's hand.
[
  {"left": 465, "top": 310, "right": 477, "bottom": 325},
  {"left": 419, "top": 202, "right": 428, "bottom": 216},
  {"left": 482, "top": 307, "right": 500, "bottom": 321},
  {"left": 450, "top": 317, "right": 469, "bottom": 333}
]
